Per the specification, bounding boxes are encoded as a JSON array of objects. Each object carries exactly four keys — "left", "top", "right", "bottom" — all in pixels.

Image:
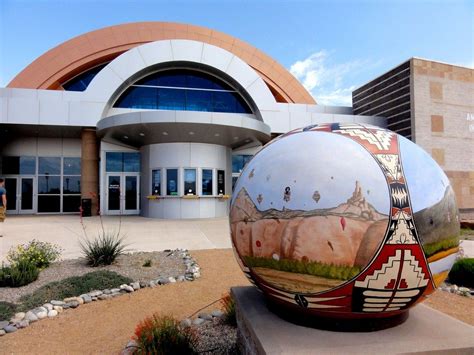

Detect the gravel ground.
[
  {"left": 194, "top": 317, "right": 238, "bottom": 354},
  {"left": 0, "top": 251, "right": 185, "bottom": 304},
  {"left": 0, "top": 249, "right": 472, "bottom": 354}
]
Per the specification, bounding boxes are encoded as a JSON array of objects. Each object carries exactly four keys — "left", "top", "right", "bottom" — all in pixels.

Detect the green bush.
[
  {"left": 448, "top": 258, "right": 474, "bottom": 288},
  {"left": 80, "top": 231, "right": 127, "bottom": 266},
  {"left": 243, "top": 256, "right": 361, "bottom": 281},
  {"left": 221, "top": 293, "right": 236, "bottom": 326},
  {"left": 0, "top": 259, "right": 40, "bottom": 287},
  {"left": 19, "top": 270, "right": 132, "bottom": 311},
  {"left": 7, "top": 239, "right": 62, "bottom": 269},
  {"left": 133, "top": 315, "right": 197, "bottom": 355},
  {"left": 0, "top": 301, "right": 17, "bottom": 321}
]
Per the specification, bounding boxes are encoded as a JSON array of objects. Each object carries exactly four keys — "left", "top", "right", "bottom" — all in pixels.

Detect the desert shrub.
[
  {"left": 19, "top": 270, "right": 132, "bottom": 310},
  {"left": 0, "top": 301, "right": 17, "bottom": 321},
  {"left": 133, "top": 314, "right": 197, "bottom": 355},
  {"left": 0, "top": 259, "right": 40, "bottom": 287},
  {"left": 7, "top": 239, "right": 62, "bottom": 269},
  {"left": 142, "top": 259, "right": 152, "bottom": 267},
  {"left": 448, "top": 258, "right": 474, "bottom": 288},
  {"left": 80, "top": 231, "right": 127, "bottom": 266},
  {"left": 243, "top": 256, "right": 361, "bottom": 281},
  {"left": 221, "top": 293, "right": 236, "bottom": 326}
]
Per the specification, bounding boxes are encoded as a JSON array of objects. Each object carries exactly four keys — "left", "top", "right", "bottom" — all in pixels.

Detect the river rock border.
[{"left": 0, "top": 249, "right": 200, "bottom": 336}]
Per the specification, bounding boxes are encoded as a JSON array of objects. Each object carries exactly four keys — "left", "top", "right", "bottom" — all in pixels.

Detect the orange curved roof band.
[{"left": 8, "top": 22, "right": 316, "bottom": 105}]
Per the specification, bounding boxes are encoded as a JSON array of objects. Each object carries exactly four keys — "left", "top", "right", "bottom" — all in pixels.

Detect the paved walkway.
[{"left": 0, "top": 215, "right": 231, "bottom": 262}]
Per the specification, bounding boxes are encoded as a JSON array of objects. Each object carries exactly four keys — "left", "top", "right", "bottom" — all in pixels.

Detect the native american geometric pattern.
[{"left": 232, "top": 123, "right": 439, "bottom": 319}]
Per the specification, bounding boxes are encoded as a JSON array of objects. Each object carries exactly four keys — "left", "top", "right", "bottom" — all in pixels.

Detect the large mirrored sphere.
[{"left": 230, "top": 123, "right": 460, "bottom": 320}]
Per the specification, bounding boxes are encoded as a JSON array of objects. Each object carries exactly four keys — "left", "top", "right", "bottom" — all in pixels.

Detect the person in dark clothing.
[{"left": 0, "top": 178, "right": 6, "bottom": 237}]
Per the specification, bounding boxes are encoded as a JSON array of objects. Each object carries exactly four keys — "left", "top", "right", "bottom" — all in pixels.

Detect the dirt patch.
[{"left": 0, "top": 249, "right": 249, "bottom": 354}]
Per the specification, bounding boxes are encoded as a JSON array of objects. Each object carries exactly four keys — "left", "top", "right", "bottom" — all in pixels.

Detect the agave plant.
[{"left": 80, "top": 231, "right": 127, "bottom": 267}]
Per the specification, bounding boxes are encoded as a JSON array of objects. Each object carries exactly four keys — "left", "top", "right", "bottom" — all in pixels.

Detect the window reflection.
[
  {"left": 166, "top": 169, "right": 178, "bottom": 196},
  {"left": 39, "top": 157, "right": 61, "bottom": 175},
  {"left": 184, "top": 169, "right": 196, "bottom": 195},
  {"left": 152, "top": 169, "right": 161, "bottom": 195},
  {"left": 202, "top": 169, "right": 213, "bottom": 196}
]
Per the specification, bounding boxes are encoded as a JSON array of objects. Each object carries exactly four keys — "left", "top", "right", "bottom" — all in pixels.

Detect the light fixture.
[
  {"left": 189, "top": 131, "right": 195, "bottom": 135},
  {"left": 214, "top": 133, "right": 220, "bottom": 137},
  {"left": 123, "top": 135, "right": 129, "bottom": 139},
  {"left": 245, "top": 139, "right": 251, "bottom": 143},
  {"left": 139, "top": 132, "right": 145, "bottom": 137},
  {"left": 234, "top": 136, "right": 239, "bottom": 140},
  {"left": 162, "top": 132, "right": 168, "bottom": 136}
]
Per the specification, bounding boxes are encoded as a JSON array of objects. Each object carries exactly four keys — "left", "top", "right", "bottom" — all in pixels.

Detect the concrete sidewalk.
[{"left": 0, "top": 215, "right": 231, "bottom": 262}]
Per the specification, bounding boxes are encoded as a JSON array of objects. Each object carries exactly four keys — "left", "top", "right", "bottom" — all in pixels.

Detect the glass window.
[
  {"left": 232, "top": 176, "right": 239, "bottom": 190},
  {"left": 217, "top": 170, "right": 225, "bottom": 195},
  {"left": 38, "top": 196, "right": 60, "bottom": 213},
  {"left": 158, "top": 88, "right": 186, "bottom": 110},
  {"left": 202, "top": 169, "right": 213, "bottom": 196},
  {"left": 152, "top": 169, "right": 161, "bottom": 195},
  {"left": 113, "top": 69, "right": 252, "bottom": 114},
  {"left": 2, "top": 156, "right": 19, "bottom": 174},
  {"left": 232, "top": 155, "right": 253, "bottom": 173},
  {"left": 63, "top": 176, "right": 81, "bottom": 194},
  {"left": 38, "top": 157, "right": 61, "bottom": 175},
  {"left": 38, "top": 176, "right": 61, "bottom": 194},
  {"left": 62, "top": 63, "right": 108, "bottom": 92},
  {"left": 106, "top": 152, "right": 123, "bottom": 172},
  {"left": 184, "top": 169, "right": 196, "bottom": 195},
  {"left": 166, "top": 169, "right": 179, "bottom": 196},
  {"left": 63, "top": 195, "right": 81, "bottom": 213},
  {"left": 20, "top": 157, "right": 36, "bottom": 175},
  {"left": 63, "top": 157, "right": 81, "bottom": 175},
  {"left": 123, "top": 153, "right": 140, "bottom": 172}
]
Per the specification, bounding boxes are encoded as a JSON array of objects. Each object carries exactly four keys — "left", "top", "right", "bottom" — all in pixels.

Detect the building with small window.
[{"left": 1, "top": 21, "right": 429, "bottom": 219}]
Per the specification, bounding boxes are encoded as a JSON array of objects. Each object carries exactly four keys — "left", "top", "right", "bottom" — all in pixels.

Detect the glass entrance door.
[
  {"left": 20, "top": 177, "right": 35, "bottom": 214},
  {"left": 5, "top": 178, "right": 18, "bottom": 214},
  {"left": 106, "top": 174, "right": 139, "bottom": 215}
]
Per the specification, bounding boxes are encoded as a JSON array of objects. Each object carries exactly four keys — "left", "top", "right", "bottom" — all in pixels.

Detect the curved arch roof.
[{"left": 7, "top": 22, "right": 316, "bottom": 105}]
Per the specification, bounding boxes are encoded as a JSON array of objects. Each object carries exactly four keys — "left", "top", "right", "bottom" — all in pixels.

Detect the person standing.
[{"left": 0, "top": 178, "right": 6, "bottom": 237}]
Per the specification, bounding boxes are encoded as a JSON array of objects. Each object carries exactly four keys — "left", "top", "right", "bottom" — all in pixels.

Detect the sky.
[
  {"left": 0, "top": 0, "right": 472, "bottom": 106},
  {"left": 232, "top": 131, "right": 391, "bottom": 213}
]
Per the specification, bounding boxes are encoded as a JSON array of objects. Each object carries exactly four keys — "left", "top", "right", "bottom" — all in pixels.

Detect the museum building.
[{"left": 0, "top": 22, "right": 471, "bottom": 220}]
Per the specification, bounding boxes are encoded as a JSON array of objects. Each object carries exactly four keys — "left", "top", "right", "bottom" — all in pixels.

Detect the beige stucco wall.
[{"left": 412, "top": 58, "right": 474, "bottom": 218}]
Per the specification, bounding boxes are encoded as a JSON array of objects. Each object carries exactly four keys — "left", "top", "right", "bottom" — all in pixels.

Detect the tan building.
[{"left": 353, "top": 58, "right": 474, "bottom": 221}]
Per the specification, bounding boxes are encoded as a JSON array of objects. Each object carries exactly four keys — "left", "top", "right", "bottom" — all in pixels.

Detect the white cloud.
[{"left": 289, "top": 50, "right": 369, "bottom": 106}]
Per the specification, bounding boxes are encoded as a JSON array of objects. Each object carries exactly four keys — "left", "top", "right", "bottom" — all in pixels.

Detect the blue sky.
[{"left": 0, "top": 0, "right": 472, "bottom": 105}]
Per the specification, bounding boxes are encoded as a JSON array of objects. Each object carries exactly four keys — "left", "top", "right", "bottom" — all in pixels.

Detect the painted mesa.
[{"left": 230, "top": 123, "right": 460, "bottom": 320}]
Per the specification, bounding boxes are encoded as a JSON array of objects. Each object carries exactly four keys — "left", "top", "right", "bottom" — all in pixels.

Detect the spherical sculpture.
[{"left": 230, "top": 123, "right": 460, "bottom": 328}]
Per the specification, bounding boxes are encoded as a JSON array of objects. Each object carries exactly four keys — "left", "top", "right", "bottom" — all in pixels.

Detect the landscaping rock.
[
  {"left": 98, "top": 294, "right": 112, "bottom": 301},
  {"left": 198, "top": 313, "right": 213, "bottom": 321},
  {"left": 0, "top": 320, "right": 9, "bottom": 330},
  {"left": 139, "top": 281, "right": 147, "bottom": 288},
  {"left": 25, "top": 311, "right": 38, "bottom": 322},
  {"left": 122, "top": 340, "right": 139, "bottom": 355},
  {"left": 193, "top": 272, "right": 201, "bottom": 278},
  {"left": 36, "top": 311, "right": 48, "bottom": 320},
  {"left": 211, "top": 310, "right": 224, "bottom": 318},
  {"left": 180, "top": 318, "right": 192, "bottom": 328},
  {"left": 80, "top": 294, "right": 93, "bottom": 303},
  {"left": 111, "top": 288, "right": 121, "bottom": 293},
  {"left": 0, "top": 330, "right": 5, "bottom": 336},
  {"left": 33, "top": 306, "right": 47, "bottom": 314},
  {"left": 120, "top": 284, "right": 134, "bottom": 293},
  {"left": 50, "top": 300, "right": 65, "bottom": 307},
  {"left": 158, "top": 278, "right": 170, "bottom": 285},
  {"left": 103, "top": 289, "right": 111, "bottom": 295},
  {"left": 53, "top": 306, "right": 63, "bottom": 313},
  {"left": 14, "top": 312, "right": 26, "bottom": 320},
  {"left": 4, "top": 325, "right": 17, "bottom": 333},
  {"left": 92, "top": 297, "right": 98, "bottom": 301},
  {"left": 43, "top": 303, "right": 53, "bottom": 311},
  {"left": 177, "top": 275, "right": 186, "bottom": 282},
  {"left": 131, "top": 282, "right": 140, "bottom": 290},
  {"left": 148, "top": 280, "right": 156, "bottom": 287},
  {"left": 18, "top": 320, "right": 29, "bottom": 329},
  {"left": 111, "top": 292, "right": 122, "bottom": 298},
  {"left": 192, "top": 318, "right": 206, "bottom": 326},
  {"left": 88, "top": 290, "right": 103, "bottom": 297},
  {"left": 168, "top": 277, "right": 176, "bottom": 283},
  {"left": 48, "top": 310, "right": 58, "bottom": 318},
  {"left": 64, "top": 297, "right": 83, "bottom": 305},
  {"left": 67, "top": 301, "right": 80, "bottom": 309}
]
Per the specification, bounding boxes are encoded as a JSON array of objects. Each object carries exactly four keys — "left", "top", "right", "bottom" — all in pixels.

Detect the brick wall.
[{"left": 412, "top": 58, "right": 474, "bottom": 218}]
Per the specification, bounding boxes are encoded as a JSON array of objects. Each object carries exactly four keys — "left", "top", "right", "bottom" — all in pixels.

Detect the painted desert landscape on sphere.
[{"left": 230, "top": 131, "right": 393, "bottom": 294}]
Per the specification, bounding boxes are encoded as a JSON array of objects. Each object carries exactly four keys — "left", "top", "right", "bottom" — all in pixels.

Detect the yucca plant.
[
  {"left": 80, "top": 231, "right": 127, "bottom": 266},
  {"left": 133, "top": 314, "right": 197, "bottom": 354}
]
